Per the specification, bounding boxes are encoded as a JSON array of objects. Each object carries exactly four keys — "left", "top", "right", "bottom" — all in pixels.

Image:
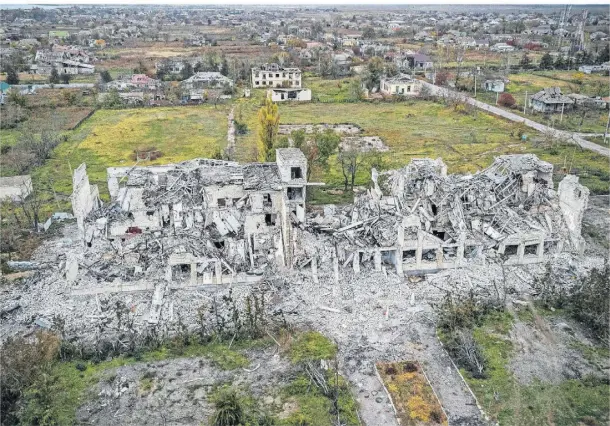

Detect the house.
[
  {"left": 483, "top": 79, "right": 505, "bottom": 93},
  {"left": 380, "top": 74, "right": 421, "bottom": 96},
  {"left": 267, "top": 88, "right": 311, "bottom": 102},
  {"left": 529, "top": 87, "right": 574, "bottom": 113},
  {"left": 182, "top": 72, "right": 233, "bottom": 91},
  {"left": 475, "top": 39, "right": 490, "bottom": 49},
  {"left": 395, "top": 53, "right": 433, "bottom": 71},
  {"left": 251, "top": 63, "right": 301, "bottom": 89},
  {"left": 490, "top": 43, "right": 515, "bottom": 52},
  {"left": 578, "top": 63, "right": 610, "bottom": 74}
]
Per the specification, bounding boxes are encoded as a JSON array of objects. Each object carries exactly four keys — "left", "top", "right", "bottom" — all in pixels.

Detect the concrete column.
[
  {"left": 374, "top": 251, "right": 382, "bottom": 271},
  {"left": 190, "top": 263, "right": 197, "bottom": 286},
  {"left": 215, "top": 260, "right": 222, "bottom": 284},
  {"left": 333, "top": 255, "right": 339, "bottom": 284},
  {"left": 517, "top": 243, "right": 525, "bottom": 263},
  {"left": 353, "top": 252, "right": 361, "bottom": 273},
  {"left": 165, "top": 265, "right": 172, "bottom": 282},
  {"left": 395, "top": 249, "right": 403, "bottom": 276},
  {"left": 537, "top": 238, "right": 544, "bottom": 262},
  {"left": 311, "top": 256, "right": 319, "bottom": 284},
  {"left": 416, "top": 233, "right": 423, "bottom": 268}
]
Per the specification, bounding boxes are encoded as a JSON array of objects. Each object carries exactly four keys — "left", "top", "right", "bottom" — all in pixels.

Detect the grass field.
[
  {"left": 234, "top": 99, "right": 609, "bottom": 198},
  {"left": 457, "top": 311, "right": 610, "bottom": 426},
  {"left": 16, "top": 105, "right": 229, "bottom": 213},
  {"left": 469, "top": 71, "right": 609, "bottom": 134}
]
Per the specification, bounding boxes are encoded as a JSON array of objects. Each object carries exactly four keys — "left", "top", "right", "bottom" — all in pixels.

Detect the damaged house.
[{"left": 73, "top": 149, "right": 310, "bottom": 288}]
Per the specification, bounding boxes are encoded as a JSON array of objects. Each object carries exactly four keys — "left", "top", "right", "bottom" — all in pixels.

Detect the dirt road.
[{"left": 421, "top": 81, "right": 610, "bottom": 158}]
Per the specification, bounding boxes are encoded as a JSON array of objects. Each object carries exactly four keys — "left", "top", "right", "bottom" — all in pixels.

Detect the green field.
[
  {"left": 234, "top": 100, "right": 609, "bottom": 197},
  {"left": 5, "top": 105, "right": 229, "bottom": 213},
  {"left": 457, "top": 311, "right": 610, "bottom": 426}
]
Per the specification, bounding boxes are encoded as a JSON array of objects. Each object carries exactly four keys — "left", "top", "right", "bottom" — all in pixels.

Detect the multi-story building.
[{"left": 251, "top": 63, "right": 301, "bottom": 89}]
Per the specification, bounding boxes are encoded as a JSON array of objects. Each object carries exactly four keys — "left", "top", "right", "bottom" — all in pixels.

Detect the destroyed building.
[
  {"left": 73, "top": 149, "right": 309, "bottom": 288},
  {"left": 303, "top": 154, "right": 589, "bottom": 276},
  {"left": 72, "top": 153, "right": 589, "bottom": 291}
]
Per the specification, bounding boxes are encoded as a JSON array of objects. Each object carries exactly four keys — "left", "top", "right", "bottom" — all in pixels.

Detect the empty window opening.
[
  {"left": 287, "top": 187, "right": 303, "bottom": 201},
  {"left": 214, "top": 240, "right": 225, "bottom": 249},
  {"left": 171, "top": 264, "right": 190, "bottom": 279},
  {"left": 504, "top": 244, "right": 518, "bottom": 256},
  {"left": 162, "top": 217, "right": 170, "bottom": 227},
  {"left": 217, "top": 198, "right": 226, "bottom": 207},
  {"left": 86, "top": 241, "right": 92, "bottom": 247},
  {"left": 432, "top": 230, "right": 446, "bottom": 241},
  {"left": 421, "top": 249, "right": 437, "bottom": 262},
  {"left": 543, "top": 240, "right": 558, "bottom": 254},
  {"left": 524, "top": 244, "right": 539, "bottom": 256},
  {"left": 442, "top": 246, "right": 457, "bottom": 259},
  {"left": 263, "top": 193, "right": 272, "bottom": 207},
  {"left": 381, "top": 250, "right": 394, "bottom": 266},
  {"left": 146, "top": 210, "right": 155, "bottom": 217},
  {"left": 291, "top": 167, "right": 303, "bottom": 179},
  {"left": 431, "top": 203, "right": 438, "bottom": 215},
  {"left": 402, "top": 249, "right": 416, "bottom": 263},
  {"left": 464, "top": 245, "right": 478, "bottom": 259},
  {"left": 265, "top": 213, "right": 277, "bottom": 226}
]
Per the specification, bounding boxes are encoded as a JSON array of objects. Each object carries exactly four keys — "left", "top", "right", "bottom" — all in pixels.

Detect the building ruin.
[{"left": 72, "top": 152, "right": 589, "bottom": 292}]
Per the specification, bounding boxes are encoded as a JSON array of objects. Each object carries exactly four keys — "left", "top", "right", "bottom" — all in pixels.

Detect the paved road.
[{"left": 421, "top": 81, "right": 610, "bottom": 158}]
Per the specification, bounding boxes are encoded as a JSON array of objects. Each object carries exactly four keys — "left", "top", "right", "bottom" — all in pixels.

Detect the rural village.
[{"left": 0, "top": 4, "right": 609, "bottom": 426}]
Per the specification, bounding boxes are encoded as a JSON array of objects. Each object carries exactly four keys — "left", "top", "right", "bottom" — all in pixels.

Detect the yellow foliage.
[{"left": 407, "top": 395, "right": 431, "bottom": 422}]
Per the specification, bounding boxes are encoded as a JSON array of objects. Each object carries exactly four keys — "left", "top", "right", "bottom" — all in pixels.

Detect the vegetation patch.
[
  {"left": 377, "top": 361, "right": 447, "bottom": 425},
  {"left": 289, "top": 331, "right": 338, "bottom": 364}
]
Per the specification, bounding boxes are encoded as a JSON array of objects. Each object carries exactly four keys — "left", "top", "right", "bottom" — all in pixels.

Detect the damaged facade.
[
  {"left": 72, "top": 153, "right": 589, "bottom": 291},
  {"left": 74, "top": 149, "right": 309, "bottom": 288}
]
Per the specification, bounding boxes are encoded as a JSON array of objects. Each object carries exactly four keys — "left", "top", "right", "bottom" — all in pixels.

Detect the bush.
[
  {"left": 289, "top": 331, "right": 337, "bottom": 363},
  {"left": 212, "top": 387, "right": 244, "bottom": 426},
  {"left": 498, "top": 93, "right": 516, "bottom": 108}
]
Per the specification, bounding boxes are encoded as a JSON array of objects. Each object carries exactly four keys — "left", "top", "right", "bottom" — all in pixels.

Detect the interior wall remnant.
[{"left": 558, "top": 175, "right": 589, "bottom": 254}]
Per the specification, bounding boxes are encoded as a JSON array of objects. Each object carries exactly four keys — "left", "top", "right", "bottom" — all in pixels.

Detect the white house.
[
  {"left": 252, "top": 63, "right": 302, "bottom": 88},
  {"left": 380, "top": 75, "right": 421, "bottom": 96},
  {"left": 267, "top": 88, "right": 311, "bottom": 102}
]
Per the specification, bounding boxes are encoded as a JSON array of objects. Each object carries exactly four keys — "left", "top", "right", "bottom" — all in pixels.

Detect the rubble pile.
[{"left": 304, "top": 154, "right": 589, "bottom": 275}]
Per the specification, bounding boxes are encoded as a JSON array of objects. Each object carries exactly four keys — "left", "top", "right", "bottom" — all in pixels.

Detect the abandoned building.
[
  {"left": 267, "top": 88, "right": 312, "bottom": 102},
  {"left": 530, "top": 87, "right": 575, "bottom": 113},
  {"left": 251, "top": 63, "right": 302, "bottom": 88},
  {"left": 72, "top": 149, "right": 310, "bottom": 288},
  {"left": 380, "top": 74, "right": 422, "bottom": 96},
  {"left": 304, "top": 155, "right": 589, "bottom": 276},
  {"left": 71, "top": 153, "right": 589, "bottom": 292}
]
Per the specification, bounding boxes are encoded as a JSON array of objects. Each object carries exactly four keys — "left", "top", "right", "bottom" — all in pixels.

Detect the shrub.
[
  {"left": 498, "top": 93, "right": 516, "bottom": 108},
  {"left": 289, "top": 331, "right": 337, "bottom": 363},
  {"left": 212, "top": 387, "right": 244, "bottom": 426}
]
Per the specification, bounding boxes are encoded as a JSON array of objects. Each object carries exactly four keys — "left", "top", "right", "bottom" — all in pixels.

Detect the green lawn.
[
  {"left": 461, "top": 313, "right": 610, "bottom": 426},
  {"left": 8, "top": 105, "right": 229, "bottom": 215},
  {"left": 235, "top": 100, "right": 609, "bottom": 196}
]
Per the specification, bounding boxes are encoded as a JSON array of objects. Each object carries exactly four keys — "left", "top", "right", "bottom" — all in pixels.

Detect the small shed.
[{"left": 483, "top": 79, "right": 505, "bottom": 93}]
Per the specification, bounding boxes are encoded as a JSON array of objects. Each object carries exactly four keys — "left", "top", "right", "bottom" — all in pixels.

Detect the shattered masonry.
[{"left": 72, "top": 152, "right": 589, "bottom": 290}]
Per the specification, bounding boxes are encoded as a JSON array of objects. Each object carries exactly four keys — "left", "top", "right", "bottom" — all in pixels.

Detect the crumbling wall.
[
  {"left": 558, "top": 175, "right": 589, "bottom": 254},
  {"left": 71, "top": 163, "right": 100, "bottom": 237}
]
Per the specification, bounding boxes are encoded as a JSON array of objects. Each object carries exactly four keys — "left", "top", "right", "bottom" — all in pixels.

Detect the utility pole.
[
  {"left": 604, "top": 111, "right": 610, "bottom": 143},
  {"left": 523, "top": 90, "right": 527, "bottom": 114},
  {"left": 496, "top": 91, "right": 499, "bottom": 105},
  {"left": 474, "top": 70, "right": 477, "bottom": 98},
  {"left": 560, "top": 103, "right": 565, "bottom": 123}
]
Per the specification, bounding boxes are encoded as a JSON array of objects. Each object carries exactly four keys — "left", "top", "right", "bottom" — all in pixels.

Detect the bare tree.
[{"left": 338, "top": 141, "right": 364, "bottom": 191}]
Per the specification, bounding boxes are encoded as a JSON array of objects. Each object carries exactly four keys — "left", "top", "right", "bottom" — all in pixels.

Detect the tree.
[
  {"left": 362, "top": 56, "right": 384, "bottom": 90},
  {"left": 539, "top": 52, "right": 553, "bottom": 70},
  {"left": 298, "top": 129, "right": 340, "bottom": 181},
  {"left": 519, "top": 53, "right": 531, "bottom": 68},
  {"left": 362, "top": 27, "right": 376, "bottom": 39},
  {"left": 180, "top": 62, "right": 194, "bottom": 80},
  {"left": 257, "top": 98, "right": 280, "bottom": 162},
  {"left": 338, "top": 140, "right": 363, "bottom": 191},
  {"left": 554, "top": 55, "right": 565, "bottom": 70},
  {"left": 348, "top": 79, "right": 364, "bottom": 101},
  {"left": 220, "top": 57, "right": 229, "bottom": 76},
  {"left": 133, "top": 60, "right": 148, "bottom": 74},
  {"left": 100, "top": 70, "right": 112, "bottom": 83},
  {"left": 498, "top": 93, "right": 516, "bottom": 108},
  {"left": 60, "top": 73, "right": 72, "bottom": 84},
  {"left": 49, "top": 66, "right": 60, "bottom": 84},
  {"left": 597, "top": 44, "right": 609, "bottom": 64},
  {"left": 5, "top": 65, "right": 19, "bottom": 84}
]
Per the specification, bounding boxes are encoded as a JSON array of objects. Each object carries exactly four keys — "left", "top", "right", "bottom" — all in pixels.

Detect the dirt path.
[{"left": 421, "top": 81, "right": 610, "bottom": 158}]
